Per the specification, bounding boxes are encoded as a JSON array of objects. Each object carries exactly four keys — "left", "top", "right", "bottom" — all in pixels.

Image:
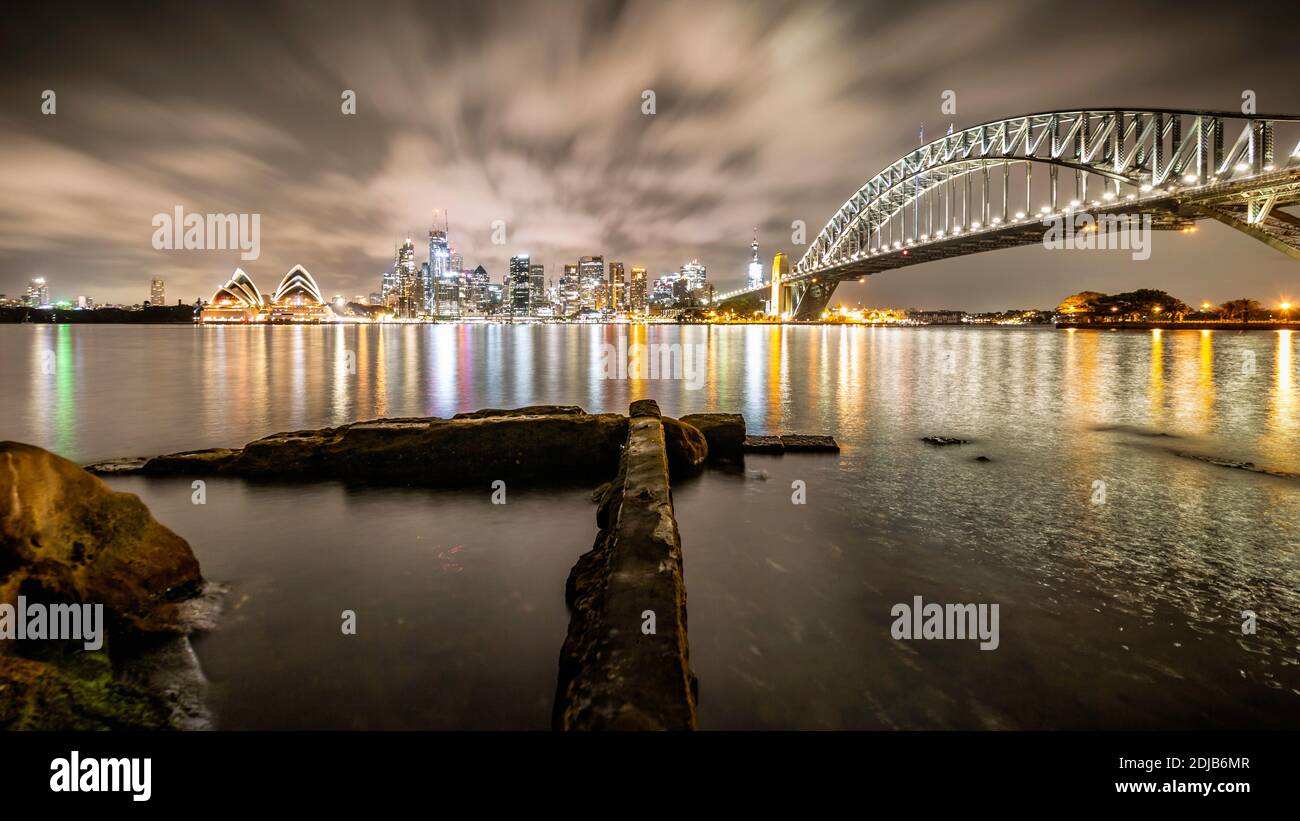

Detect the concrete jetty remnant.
[{"left": 553, "top": 401, "right": 698, "bottom": 730}]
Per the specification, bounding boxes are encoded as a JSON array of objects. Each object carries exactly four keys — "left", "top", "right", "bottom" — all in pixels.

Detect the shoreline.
[{"left": 1056, "top": 321, "right": 1300, "bottom": 331}]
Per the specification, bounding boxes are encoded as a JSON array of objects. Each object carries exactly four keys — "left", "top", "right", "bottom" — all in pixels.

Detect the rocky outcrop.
[
  {"left": 87, "top": 407, "right": 843, "bottom": 484},
  {"left": 1, "top": 442, "right": 203, "bottom": 635},
  {"left": 680, "top": 413, "right": 746, "bottom": 462},
  {"left": 0, "top": 441, "right": 207, "bottom": 731},
  {"left": 88, "top": 410, "right": 629, "bottom": 488},
  {"left": 140, "top": 448, "right": 241, "bottom": 476},
  {"left": 628, "top": 400, "right": 662, "bottom": 419},
  {"left": 452, "top": 405, "right": 585, "bottom": 419},
  {"left": 743, "top": 434, "right": 786, "bottom": 453},
  {"left": 0, "top": 654, "right": 172, "bottom": 731},
  {"left": 661, "top": 417, "right": 708, "bottom": 479},
  {"left": 555, "top": 403, "right": 698, "bottom": 731}
]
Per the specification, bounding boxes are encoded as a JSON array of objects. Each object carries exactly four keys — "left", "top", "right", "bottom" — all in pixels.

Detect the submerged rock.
[
  {"left": 779, "top": 434, "right": 839, "bottom": 453},
  {"left": 921, "top": 436, "right": 971, "bottom": 446},
  {"left": 680, "top": 413, "right": 746, "bottom": 462},
  {"left": 1175, "top": 451, "right": 1299, "bottom": 481}
]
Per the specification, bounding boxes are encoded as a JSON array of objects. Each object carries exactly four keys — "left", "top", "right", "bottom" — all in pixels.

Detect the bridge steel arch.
[{"left": 716, "top": 109, "right": 1300, "bottom": 320}]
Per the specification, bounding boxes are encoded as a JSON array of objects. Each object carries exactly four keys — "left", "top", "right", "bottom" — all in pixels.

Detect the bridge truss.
[{"left": 715, "top": 109, "right": 1300, "bottom": 319}]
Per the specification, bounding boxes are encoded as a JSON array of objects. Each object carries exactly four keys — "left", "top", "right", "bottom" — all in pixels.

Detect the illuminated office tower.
[
  {"left": 528, "top": 263, "right": 546, "bottom": 315},
  {"left": 558, "top": 264, "right": 581, "bottom": 316},
  {"left": 465, "top": 265, "right": 490, "bottom": 313},
  {"left": 578, "top": 255, "right": 604, "bottom": 310},
  {"left": 26, "top": 277, "right": 49, "bottom": 307},
  {"left": 510, "top": 254, "right": 531, "bottom": 316},
  {"left": 427, "top": 212, "right": 450, "bottom": 313},
  {"left": 680, "top": 259, "right": 707, "bottom": 292},
  {"left": 393, "top": 238, "right": 419, "bottom": 318},
  {"left": 629, "top": 267, "right": 647, "bottom": 313},
  {"left": 608, "top": 262, "right": 625, "bottom": 312},
  {"left": 150, "top": 278, "right": 165, "bottom": 306}
]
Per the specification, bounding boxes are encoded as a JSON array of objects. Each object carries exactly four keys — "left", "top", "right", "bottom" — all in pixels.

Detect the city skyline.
[{"left": 3, "top": 0, "right": 1299, "bottom": 309}]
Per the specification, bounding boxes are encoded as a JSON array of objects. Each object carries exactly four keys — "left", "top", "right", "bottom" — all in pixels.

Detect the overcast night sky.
[{"left": 1, "top": 0, "right": 1298, "bottom": 310}]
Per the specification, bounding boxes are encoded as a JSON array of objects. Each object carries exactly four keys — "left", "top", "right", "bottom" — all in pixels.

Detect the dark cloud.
[{"left": 1, "top": 0, "right": 1298, "bottom": 308}]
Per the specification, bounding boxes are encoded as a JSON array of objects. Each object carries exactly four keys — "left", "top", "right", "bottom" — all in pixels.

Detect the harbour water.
[{"left": 2, "top": 323, "right": 1297, "bottom": 728}]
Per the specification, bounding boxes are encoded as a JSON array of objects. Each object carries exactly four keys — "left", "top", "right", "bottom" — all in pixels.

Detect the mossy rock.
[{"left": 0, "top": 655, "right": 171, "bottom": 731}]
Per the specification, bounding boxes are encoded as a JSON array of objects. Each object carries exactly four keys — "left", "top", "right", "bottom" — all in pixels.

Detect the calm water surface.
[{"left": 1, "top": 323, "right": 1297, "bottom": 728}]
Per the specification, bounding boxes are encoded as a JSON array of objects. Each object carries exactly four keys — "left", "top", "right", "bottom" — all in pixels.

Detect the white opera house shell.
[{"left": 200, "top": 266, "right": 329, "bottom": 323}]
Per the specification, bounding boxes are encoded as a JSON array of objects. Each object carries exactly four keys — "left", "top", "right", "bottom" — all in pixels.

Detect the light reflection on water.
[{"left": 1, "top": 323, "right": 1298, "bottom": 728}]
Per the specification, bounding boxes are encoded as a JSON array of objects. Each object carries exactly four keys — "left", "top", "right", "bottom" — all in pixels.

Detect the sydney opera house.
[{"left": 200, "top": 265, "right": 331, "bottom": 323}]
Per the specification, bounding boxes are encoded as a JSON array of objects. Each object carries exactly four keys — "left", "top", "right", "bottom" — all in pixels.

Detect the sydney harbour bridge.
[{"left": 716, "top": 109, "right": 1300, "bottom": 319}]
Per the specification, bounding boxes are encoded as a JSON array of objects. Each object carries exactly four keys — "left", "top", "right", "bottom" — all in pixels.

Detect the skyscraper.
[
  {"left": 747, "top": 230, "right": 763, "bottom": 289},
  {"left": 529, "top": 263, "right": 546, "bottom": 315},
  {"left": 434, "top": 272, "right": 462, "bottom": 318},
  {"left": 486, "top": 282, "right": 504, "bottom": 312},
  {"left": 510, "top": 254, "right": 531, "bottom": 316},
  {"left": 380, "top": 261, "right": 396, "bottom": 305},
  {"left": 608, "top": 262, "right": 626, "bottom": 312},
  {"left": 26, "top": 278, "right": 48, "bottom": 307},
  {"left": 559, "top": 264, "right": 581, "bottom": 317},
  {"left": 680, "top": 260, "right": 707, "bottom": 292},
  {"left": 466, "top": 265, "right": 490, "bottom": 313},
  {"left": 150, "top": 278, "right": 165, "bottom": 306},
  {"left": 419, "top": 261, "right": 431, "bottom": 311},
  {"left": 629, "top": 266, "right": 647, "bottom": 314},
  {"left": 393, "top": 238, "right": 419, "bottom": 318},
  {"left": 427, "top": 212, "right": 450, "bottom": 313},
  {"left": 578, "top": 255, "right": 604, "bottom": 311}
]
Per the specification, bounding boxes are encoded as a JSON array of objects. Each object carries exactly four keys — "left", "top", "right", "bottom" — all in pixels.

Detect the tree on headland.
[
  {"left": 1056, "top": 291, "right": 1105, "bottom": 315},
  {"left": 1092, "top": 289, "right": 1189, "bottom": 320},
  {"left": 1219, "top": 299, "right": 1262, "bottom": 321}
]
